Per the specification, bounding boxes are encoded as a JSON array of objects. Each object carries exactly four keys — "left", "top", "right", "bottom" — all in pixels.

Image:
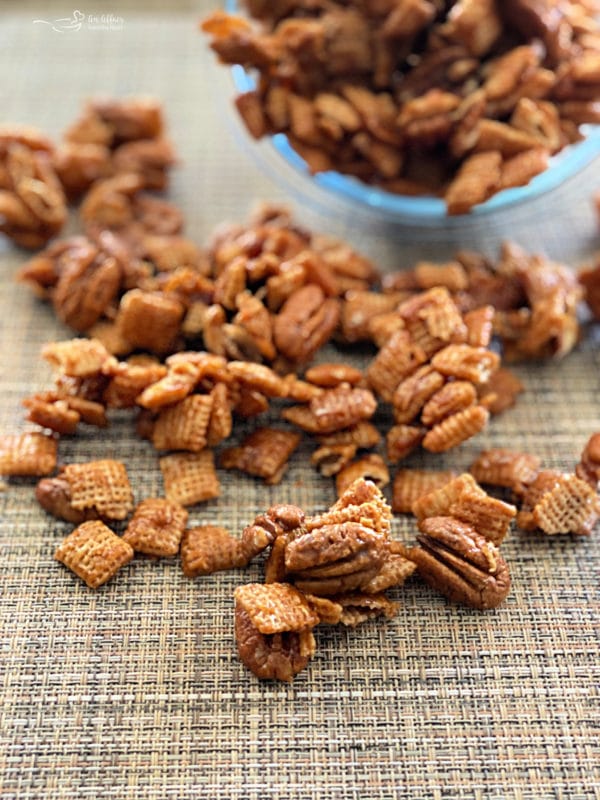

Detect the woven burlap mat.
[{"left": 1, "top": 3, "right": 599, "bottom": 798}]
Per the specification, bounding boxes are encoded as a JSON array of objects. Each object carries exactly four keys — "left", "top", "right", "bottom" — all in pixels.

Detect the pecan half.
[
  {"left": 273, "top": 284, "right": 340, "bottom": 364},
  {"left": 410, "top": 516, "right": 511, "bottom": 610}
]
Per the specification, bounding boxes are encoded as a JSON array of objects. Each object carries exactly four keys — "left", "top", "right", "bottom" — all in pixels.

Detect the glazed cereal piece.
[
  {"left": 515, "top": 470, "right": 565, "bottom": 531},
  {"left": 103, "top": 359, "right": 168, "bottom": 409},
  {"left": 220, "top": 427, "right": 300, "bottom": 484},
  {"left": 206, "top": 382, "right": 233, "bottom": 447},
  {"left": 311, "top": 443, "right": 357, "bottom": 477},
  {"left": 532, "top": 474, "right": 600, "bottom": 536},
  {"left": 181, "top": 521, "right": 274, "bottom": 577},
  {"left": 470, "top": 448, "right": 541, "bottom": 495},
  {"left": 445, "top": 151, "right": 502, "bottom": 215},
  {"left": 386, "top": 424, "right": 426, "bottom": 463},
  {"left": 576, "top": 432, "right": 600, "bottom": 489},
  {"left": 476, "top": 367, "right": 524, "bottom": 415},
  {"left": 336, "top": 292, "right": 398, "bottom": 345},
  {"left": 333, "top": 593, "right": 399, "bottom": 627},
  {"left": 160, "top": 450, "right": 220, "bottom": 506},
  {"left": 308, "top": 384, "right": 377, "bottom": 434},
  {"left": 116, "top": 289, "right": 185, "bottom": 355},
  {"left": 367, "top": 329, "right": 428, "bottom": 402},
  {"left": 463, "top": 306, "right": 495, "bottom": 348},
  {"left": 398, "top": 287, "right": 467, "bottom": 357},
  {"left": 23, "top": 395, "right": 80, "bottom": 435},
  {"left": 226, "top": 361, "right": 286, "bottom": 397},
  {"left": 234, "top": 583, "right": 318, "bottom": 681},
  {"left": 123, "top": 498, "right": 188, "bottom": 557},
  {"left": 279, "top": 374, "right": 323, "bottom": 403},
  {"left": 306, "top": 478, "right": 391, "bottom": 541},
  {"left": 430, "top": 344, "right": 500, "bottom": 385},
  {"left": 63, "top": 459, "right": 134, "bottom": 520},
  {"left": 413, "top": 473, "right": 483, "bottom": 520},
  {"left": 136, "top": 361, "right": 200, "bottom": 410},
  {"left": 303, "top": 594, "right": 343, "bottom": 625},
  {"left": 421, "top": 381, "right": 477, "bottom": 426},
  {"left": 280, "top": 404, "right": 323, "bottom": 434},
  {"left": 335, "top": 454, "right": 390, "bottom": 497},
  {"left": 233, "top": 386, "right": 270, "bottom": 418},
  {"left": 392, "top": 469, "right": 457, "bottom": 513},
  {"left": 447, "top": 489, "right": 516, "bottom": 546},
  {"left": 413, "top": 261, "right": 468, "bottom": 293},
  {"left": 392, "top": 366, "right": 445, "bottom": 425},
  {"left": 304, "top": 363, "right": 364, "bottom": 388},
  {"left": 151, "top": 394, "right": 213, "bottom": 452},
  {"left": 55, "top": 520, "right": 133, "bottom": 589},
  {"left": 316, "top": 421, "right": 381, "bottom": 450},
  {"left": 361, "top": 541, "right": 417, "bottom": 593},
  {"left": 181, "top": 525, "right": 246, "bottom": 577},
  {"left": 422, "top": 405, "right": 490, "bottom": 453},
  {"left": 0, "top": 432, "right": 57, "bottom": 477},
  {"left": 42, "top": 338, "right": 113, "bottom": 378}
]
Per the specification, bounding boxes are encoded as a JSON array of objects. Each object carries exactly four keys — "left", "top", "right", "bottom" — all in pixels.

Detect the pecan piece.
[
  {"left": 308, "top": 384, "right": 377, "bottom": 434},
  {"left": 410, "top": 517, "right": 511, "bottom": 610},
  {"left": 576, "top": 432, "right": 600, "bottom": 489},
  {"left": 285, "top": 521, "right": 388, "bottom": 596},
  {"left": 273, "top": 284, "right": 340, "bottom": 364},
  {"left": 36, "top": 475, "right": 97, "bottom": 524},
  {"left": 392, "top": 366, "right": 445, "bottom": 425}
]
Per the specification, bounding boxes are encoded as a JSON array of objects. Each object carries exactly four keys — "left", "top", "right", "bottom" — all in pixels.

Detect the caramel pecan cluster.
[
  {"left": 203, "top": 0, "right": 600, "bottom": 213},
  {"left": 375, "top": 242, "right": 583, "bottom": 363},
  {"left": 406, "top": 473, "right": 515, "bottom": 609},
  {"left": 54, "top": 96, "right": 175, "bottom": 197},
  {"left": 235, "top": 479, "right": 417, "bottom": 681},
  {"left": 20, "top": 204, "right": 378, "bottom": 363}
]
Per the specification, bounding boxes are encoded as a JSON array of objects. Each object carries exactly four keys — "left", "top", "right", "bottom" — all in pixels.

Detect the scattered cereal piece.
[
  {"left": 42, "top": 338, "right": 113, "bottom": 378},
  {"left": 335, "top": 454, "right": 390, "bottom": 497},
  {"left": 470, "top": 448, "right": 541, "bottom": 495},
  {"left": 0, "top": 432, "right": 57, "bottom": 477},
  {"left": 220, "top": 427, "right": 300, "bottom": 484},
  {"left": 63, "top": 459, "right": 134, "bottom": 520},
  {"left": 181, "top": 525, "right": 246, "bottom": 577},
  {"left": 123, "top": 498, "right": 188, "bottom": 557},
  {"left": 235, "top": 582, "right": 319, "bottom": 635},
  {"left": 422, "top": 405, "right": 490, "bottom": 453},
  {"left": 55, "top": 520, "right": 133, "bottom": 589},
  {"left": 532, "top": 474, "right": 600, "bottom": 536},
  {"left": 160, "top": 450, "right": 220, "bottom": 506},
  {"left": 151, "top": 394, "right": 213, "bottom": 452}
]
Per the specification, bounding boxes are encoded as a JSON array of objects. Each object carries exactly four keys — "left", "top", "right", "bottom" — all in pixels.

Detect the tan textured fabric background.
[{"left": 1, "top": 3, "right": 599, "bottom": 799}]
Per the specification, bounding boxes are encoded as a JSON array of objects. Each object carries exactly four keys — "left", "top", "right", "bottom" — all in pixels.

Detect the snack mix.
[{"left": 1, "top": 95, "right": 599, "bottom": 682}]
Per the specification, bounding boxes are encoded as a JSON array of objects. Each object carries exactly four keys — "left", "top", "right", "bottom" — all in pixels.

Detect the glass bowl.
[{"left": 230, "top": 63, "right": 600, "bottom": 224}]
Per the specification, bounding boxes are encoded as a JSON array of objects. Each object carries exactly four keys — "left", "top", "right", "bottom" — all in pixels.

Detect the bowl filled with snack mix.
[{"left": 203, "top": 0, "right": 600, "bottom": 222}]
